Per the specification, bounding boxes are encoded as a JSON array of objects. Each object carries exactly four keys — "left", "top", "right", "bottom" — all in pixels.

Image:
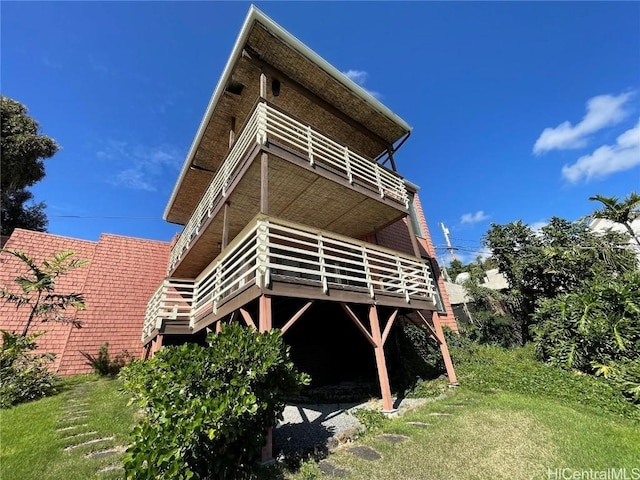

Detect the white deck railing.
[
  {"left": 145, "top": 217, "right": 436, "bottom": 342},
  {"left": 168, "top": 102, "right": 409, "bottom": 273},
  {"left": 189, "top": 216, "right": 435, "bottom": 327},
  {"left": 141, "top": 279, "right": 195, "bottom": 342}
]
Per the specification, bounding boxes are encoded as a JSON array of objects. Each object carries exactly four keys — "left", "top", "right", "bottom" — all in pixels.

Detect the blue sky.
[{"left": 2, "top": 2, "right": 639, "bottom": 264}]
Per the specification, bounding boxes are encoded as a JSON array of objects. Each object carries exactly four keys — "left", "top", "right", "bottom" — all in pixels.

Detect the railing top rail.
[{"left": 260, "top": 214, "right": 424, "bottom": 263}]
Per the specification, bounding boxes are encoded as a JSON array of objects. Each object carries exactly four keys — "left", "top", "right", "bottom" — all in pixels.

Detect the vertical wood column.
[
  {"left": 259, "top": 294, "right": 273, "bottom": 462},
  {"left": 432, "top": 312, "right": 458, "bottom": 384},
  {"left": 260, "top": 153, "right": 269, "bottom": 214},
  {"left": 221, "top": 202, "right": 230, "bottom": 250},
  {"left": 369, "top": 305, "right": 394, "bottom": 411},
  {"left": 151, "top": 334, "right": 163, "bottom": 356},
  {"left": 258, "top": 295, "right": 272, "bottom": 332}
]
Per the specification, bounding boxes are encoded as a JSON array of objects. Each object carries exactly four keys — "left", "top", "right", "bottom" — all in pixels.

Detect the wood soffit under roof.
[{"left": 167, "top": 19, "right": 410, "bottom": 225}]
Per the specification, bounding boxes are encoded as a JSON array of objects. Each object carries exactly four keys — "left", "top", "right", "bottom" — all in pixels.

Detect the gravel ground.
[{"left": 274, "top": 397, "right": 440, "bottom": 455}]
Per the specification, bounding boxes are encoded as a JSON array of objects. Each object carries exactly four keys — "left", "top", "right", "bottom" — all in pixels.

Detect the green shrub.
[
  {"left": 119, "top": 323, "right": 310, "bottom": 480},
  {"left": 0, "top": 330, "right": 58, "bottom": 408},
  {"left": 533, "top": 270, "right": 640, "bottom": 404},
  {"left": 81, "top": 342, "right": 130, "bottom": 376},
  {"left": 352, "top": 408, "right": 388, "bottom": 432}
]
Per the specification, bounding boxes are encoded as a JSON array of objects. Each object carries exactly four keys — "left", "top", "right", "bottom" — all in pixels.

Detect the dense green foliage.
[
  {"left": 447, "top": 257, "right": 498, "bottom": 282},
  {"left": 0, "top": 249, "right": 87, "bottom": 337},
  {"left": 590, "top": 192, "right": 640, "bottom": 246},
  {"left": 534, "top": 270, "right": 640, "bottom": 401},
  {"left": 351, "top": 408, "right": 388, "bottom": 432},
  {"left": 81, "top": 342, "right": 131, "bottom": 377},
  {"left": 449, "top": 340, "right": 640, "bottom": 422},
  {"left": 119, "top": 324, "right": 309, "bottom": 480},
  {"left": 1, "top": 96, "right": 59, "bottom": 236},
  {"left": 459, "top": 281, "right": 521, "bottom": 348},
  {"left": 484, "top": 217, "right": 636, "bottom": 343},
  {"left": 0, "top": 331, "right": 58, "bottom": 408}
]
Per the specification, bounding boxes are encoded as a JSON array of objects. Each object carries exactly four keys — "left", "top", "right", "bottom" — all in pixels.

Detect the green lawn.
[
  {"left": 289, "top": 389, "right": 639, "bottom": 480},
  {"left": 3, "top": 348, "right": 639, "bottom": 480},
  {"left": 1, "top": 375, "right": 136, "bottom": 480}
]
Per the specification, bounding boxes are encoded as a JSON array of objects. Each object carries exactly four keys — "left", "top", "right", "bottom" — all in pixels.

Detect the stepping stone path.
[
  {"left": 312, "top": 397, "right": 477, "bottom": 477},
  {"left": 407, "top": 421, "right": 431, "bottom": 428},
  {"left": 56, "top": 384, "right": 127, "bottom": 476},
  {"left": 348, "top": 445, "right": 382, "bottom": 461},
  {"left": 376, "top": 433, "right": 409, "bottom": 445},
  {"left": 319, "top": 460, "right": 350, "bottom": 478}
]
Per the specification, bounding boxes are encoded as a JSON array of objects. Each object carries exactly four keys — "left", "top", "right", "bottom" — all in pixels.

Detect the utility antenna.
[{"left": 440, "top": 222, "right": 457, "bottom": 261}]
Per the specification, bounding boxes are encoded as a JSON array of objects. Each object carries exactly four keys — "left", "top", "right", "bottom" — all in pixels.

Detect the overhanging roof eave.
[{"left": 164, "top": 5, "right": 412, "bottom": 222}]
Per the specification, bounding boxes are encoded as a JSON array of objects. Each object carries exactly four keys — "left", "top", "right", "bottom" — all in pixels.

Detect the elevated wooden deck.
[{"left": 142, "top": 215, "right": 437, "bottom": 342}]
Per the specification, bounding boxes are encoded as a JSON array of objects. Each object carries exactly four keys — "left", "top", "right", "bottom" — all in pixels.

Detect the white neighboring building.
[{"left": 453, "top": 268, "right": 509, "bottom": 290}]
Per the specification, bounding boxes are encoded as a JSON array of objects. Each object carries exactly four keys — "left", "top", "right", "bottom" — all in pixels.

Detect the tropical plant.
[
  {"left": 590, "top": 192, "right": 640, "bottom": 246},
  {"left": 484, "top": 217, "right": 636, "bottom": 343},
  {"left": 533, "top": 270, "right": 640, "bottom": 401},
  {"left": 0, "top": 330, "right": 58, "bottom": 407},
  {"left": 0, "top": 249, "right": 87, "bottom": 337},
  {"left": 119, "top": 323, "right": 310, "bottom": 480},
  {"left": 81, "top": 342, "right": 131, "bottom": 377}
]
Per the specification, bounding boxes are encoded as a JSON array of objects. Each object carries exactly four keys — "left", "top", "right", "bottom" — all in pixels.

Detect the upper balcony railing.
[
  {"left": 168, "top": 101, "right": 409, "bottom": 273},
  {"left": 141, "top": 278, "right": 195, "bottom": 343}
]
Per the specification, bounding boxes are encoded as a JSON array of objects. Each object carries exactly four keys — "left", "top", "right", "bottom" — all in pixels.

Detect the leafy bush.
[
  {"left": 451, "top": 343, "right": 640, "bottom": 421},
  {"left": 119, "top": 323, "right": 310, "bottom": 480},
  {"left": 460, "top": 281, "right": 522, "bottom": 348},
  {"left": 533, "top": 270, "right": 640, "bottom": 379},
  {"left": 0, "top": 330, "right": 58, "bottom": 407},
  {"left": 352, "top": 408, "right": 388, "bottom": 432},
  {"left": 81, "top": 342, "right": 130, "bottom": 377}
]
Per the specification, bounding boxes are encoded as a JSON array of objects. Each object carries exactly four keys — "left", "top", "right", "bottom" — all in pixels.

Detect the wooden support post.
[
  {"left": 431, "top": 312, "right": 458, "bottom": 384},
  {"left": 215, "top": 321, "right": 222, "bottom": 333},
  {"left": 387, "top": 147, "right": 398, "bottom": 172},
  {"left": 222, "top": 202, "right": 230, "bottom": 250},
  {"left": 258, "top": 295, "right": 272, "bottom": 332},
  {"left": 239, "top": 308, "right": 256, "bottom": 330},
  {"left": 281, "top": 301, "right": 313, "bottom": 335},
  {"left": 261, "top": 152, "right": 269, "bottom": 214},
  {"left": 369, "top": 305, "right": 394, "bottom": 412},
  {"left": 151, "top": 334, "right": 163, "bottom": 356},
  {"left": 259, "top": 294, "right": 273, "bottom": 463}
]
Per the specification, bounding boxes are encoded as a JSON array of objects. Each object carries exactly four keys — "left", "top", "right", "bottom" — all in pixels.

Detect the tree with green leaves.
[
  {"left": 0, "top": 250, "right": 87, "bottom": 337},
  {"left": 589, "top": 192, "right": 640, "bottom": 247},
  {"left": 1, "top": 96, "right": 59, "bottom": 236},
  {"left": 484, "top": 217, "right": 636, "bottom": 343}
]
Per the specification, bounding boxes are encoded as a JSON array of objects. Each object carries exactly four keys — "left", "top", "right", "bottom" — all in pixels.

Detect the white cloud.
[
  {"left": 529, "top": 221, "right": 548, "bottom": 234},
  {"left": 561, "top": 119, "right": 640, "bottom": 183},
  {"left": 98, "top": 140, "right": 183, "bottom": 191},
  {"left": 342, "top": 69, "right": 382, "bottom": 99},
  {"left": 460, "top": 210, "right": 490, "bottom": 225},
  {"left": 343, "top": 69, "right": 368, "bottom": 84},
  {"left": 533, "top": 92, "right": 634, "bottom": 154}
]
